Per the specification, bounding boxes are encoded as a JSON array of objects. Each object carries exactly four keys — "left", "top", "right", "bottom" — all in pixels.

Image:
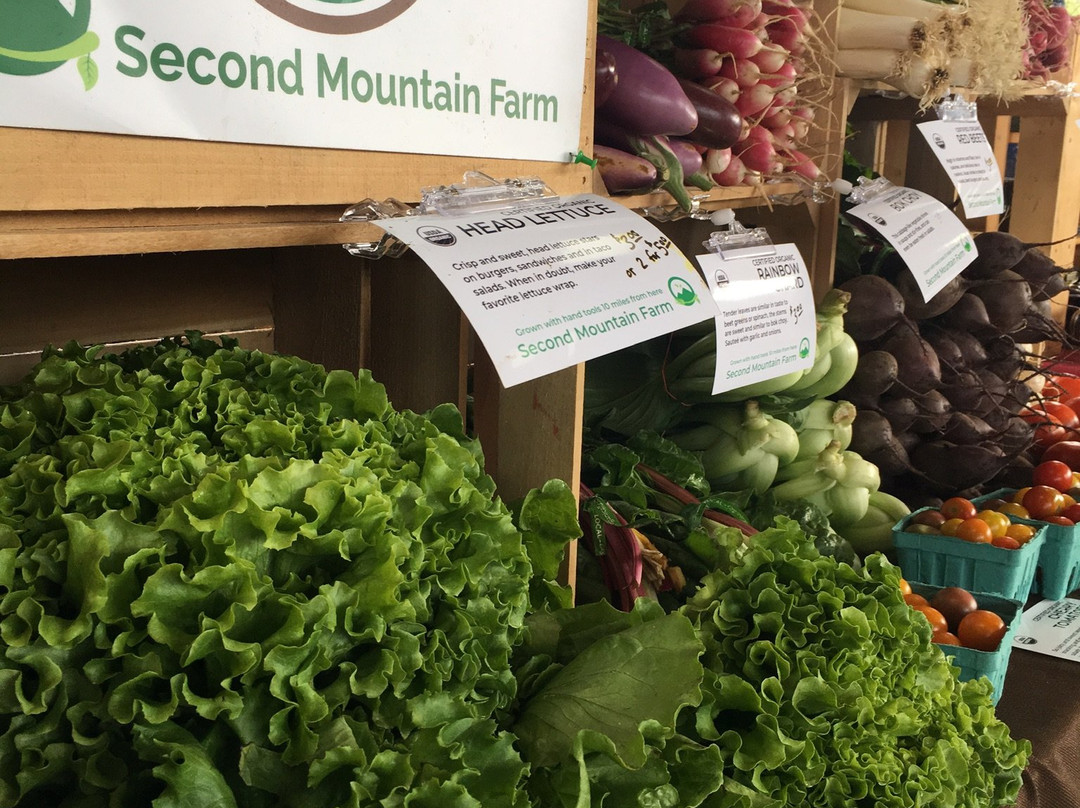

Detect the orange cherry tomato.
[
  {"left": 998, "top": 502, "right": 1030, "bottom": 520},
  {"left": 976, "top": 510, "right": 1010, "bottom": 538},
  {"left": 1005, "top": 524, "right": 1036, "bottom": 544},
  {"left": 991, "top": 535, "right": 1022, "bottom": 550},
  {"left": 940, "top": 518, "right": 965, "bottom": 537},
  {"left": 904, "top": 593, "right": 929, "bottom": 608},
  {"left": 957, "top": 610, "right": 1008, "bottom": 652},
  {"left": 915, "top": 605, "right": 949, "bottom": 635},
  {"left": 955, "top": 518, "right": 993, "bottom": 544},
  {"left": 934, "top": 631, "right": 961, "bottom": 646},
  {"left": 1011, "top": 488, "right": 1032, "bottom": 505},
  {"left": 898, "top": 578, "right": 912, "bottom": 597}
]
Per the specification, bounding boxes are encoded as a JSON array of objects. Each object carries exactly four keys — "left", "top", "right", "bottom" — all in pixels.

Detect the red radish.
[
  {"left": 735, "top": 82, "right": 780, "bottom": 117},
  {"left": 781, "top": 148, "right": 822, "bottom": 181},
  {"left": 750, "top": 45, "right": 790, "bottom": 74},
  {"left": 763, "top": 0, "right": 810, "bottom": 31},
  {"left": 703, "top": 74, "right": 741, "bottom": 104},
  {"left": 736, "top": 125, "right": 781, "bottom": 174},
  {"left": 1045, "top": 5, "right": 1075, "bottom": 50},
  {"left": 761, "top": 60, "right": 797, "bottom": 87},
  {"left": 770, "top": 123, "right": 798, "bottom": 150},
  {"left": 684, "top": 24, "right": 766, "bottom": 59},
  {"left": 742, "top": 169, "right": 765, "bottom": 186},
  {"left": 717, "top": 57, "right": 765, "bottom": 88},
  {"left": 704, "top": 147, "right": 733, "bottom": 175},
  {"left": 761, "top": 104, "right": 792, "bottom": 129},
  {"left": 765, "top": 17, "right": 807, "bottom": 55},
  {"left": 673, "top": 47, "right": 726, "bottom": 79},
  {"left": 748, "top": 11, "right": 771, "bottom": 29},
  {"left": 790, "top": 115, "right": 810, "bottom": 140},
  {"left": 596, "top": 35, "right": 699, "bottom": 136},
  {"left": 713, "top": 152, "right": 748, "bottom": 185},
  {"left": 676, "top": 0, "right": 763, "bottom": 25}
]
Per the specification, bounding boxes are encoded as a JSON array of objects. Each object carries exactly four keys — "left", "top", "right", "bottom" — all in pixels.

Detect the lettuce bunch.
[
  {"left": 517, "top": 518, "right": 1030, "bottom": 808},
  {"left": 0, "top": 335, "right": 576, "bottom": 807}
]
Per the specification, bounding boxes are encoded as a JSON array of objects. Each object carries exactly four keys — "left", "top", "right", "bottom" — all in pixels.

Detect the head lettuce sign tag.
[{"left": 0, "top": 0, "right": 588, "bottom": 161}]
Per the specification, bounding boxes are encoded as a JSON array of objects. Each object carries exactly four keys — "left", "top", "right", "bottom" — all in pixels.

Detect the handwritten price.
[{"left": 610, "top": 230, "right": 673, "bottom": 277}]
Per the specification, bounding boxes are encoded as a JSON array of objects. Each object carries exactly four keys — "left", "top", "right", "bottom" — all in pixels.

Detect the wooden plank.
[
  {"left": 879, "top": 119, "right": 912, "bottom": 187},
  {"left": 270, "top": 245, "right": 371, "bottom": 374},
  {"left": 366, "top": 252, "right": 469, "bottom": 417},
  {"left": 0, "top": 126, "right": 596, "bottom": 213}
]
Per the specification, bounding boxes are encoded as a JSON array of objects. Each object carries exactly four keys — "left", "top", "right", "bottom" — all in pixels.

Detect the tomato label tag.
[{"left": 1013, "top": 598, "right": 1080, "bottom": 662}]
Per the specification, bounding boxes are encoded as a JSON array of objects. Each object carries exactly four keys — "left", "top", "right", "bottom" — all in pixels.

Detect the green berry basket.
[
  {"left": 892, "top": 508, "right": 1045, "bottom": 602},
  {"left": 909, "top": 582, "right": 1023, "bottom": 705},
  {"left": 975, "top": 489, "right": 1080, "bottom": 600}
]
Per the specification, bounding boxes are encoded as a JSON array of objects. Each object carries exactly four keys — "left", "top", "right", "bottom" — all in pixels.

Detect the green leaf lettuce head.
[{"left": 0, "top": 335, "right": 580, "bottom": 807}]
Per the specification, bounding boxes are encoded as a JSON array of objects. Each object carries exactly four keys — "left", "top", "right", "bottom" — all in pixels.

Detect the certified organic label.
[
  {"left": 847, "top": 186, "right": 977, "bottom": 302},
  {"left": 1013, "top": 598, "right": 1080, "bottom": 662},
  {"left": 378, "top": 194, "right": 717, "bottom": 387},
  {"left": 917, "top": 120, "right": 1005, "bottom": 217},
  {"left": 698, "top": 245, "right": 815, "bottom": 395}
]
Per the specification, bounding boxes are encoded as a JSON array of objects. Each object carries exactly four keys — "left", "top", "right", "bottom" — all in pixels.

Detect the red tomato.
[
  {"left": 1032, "top": 460, "right": 1076, "bottom": 492},
  {"left": 934, "top": 631, "right": 961, "bottom": 646},
  {"left": 957, "top": 610, "right": 1007, "bottom": 652},
  {"left": 1043, "top": 400, "right": 1080, "bottom": 430},
  {"left": 991, "top": 535, "right": 1022, "bottom": 550},
  {"left": 956, "top": 518, "right": 993, "bottom": 543},
  {"left": 1045, "top": 515, "right": 1076, "bottom": 526},
  {"left": 1062, "top": 503, "right": 1080, "bottom": 522},
  {"left": 940, "top": 497, "right": 977, "bottom": 521},
  {"left": 904, "top": 593, "right": 929, "bottom": 608},
  {"left": 1022, "top": 407, "right": 1070, "bottom": 448},
  {"left": 1040, "top": 440, "right": 1080, "bottom": 471},
  {"left": 1051, "top": 375, "right": 1080, "bottom": 399},
  {"left": 1022, "top": 485, "right": 1067, "bottom": 520},
  {"left": 931, "top": 587, "right": 979, "bottom": 632}
]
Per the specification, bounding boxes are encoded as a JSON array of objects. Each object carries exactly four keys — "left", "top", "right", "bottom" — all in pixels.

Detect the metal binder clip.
[
  {"left": 846, "top": 175, "right": 896, "bottom": 206},
  {"left": 934, "top": 94, "right": 978, "bottom": 122},
  {"left": 340, "top": 198, "right": 416, "bottom": 259},
  {"left": 418, "top": 170, "right": 555, "bottom": 216},
  {"left": 703, "top": 210, "right": 776, "bottom": 260}
]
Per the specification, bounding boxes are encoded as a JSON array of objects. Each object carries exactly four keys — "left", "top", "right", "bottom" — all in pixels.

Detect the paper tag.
[
  {"left": 846, "top": 186, "right": 977, "bottom": 302},
  {"left": 917, "top": 120, "right": 1005, "bottom": 217},
  {"left": 377, "top": 194, "right": 717, "bottom": 388},
  {"left": 698, "top": 245, "right": 816, "bottom": 395},
  {"left": 1012, "top": 598, "right": 1080, "bottom": 662}
]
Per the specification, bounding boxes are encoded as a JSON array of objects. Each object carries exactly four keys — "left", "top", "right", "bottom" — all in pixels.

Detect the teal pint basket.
[
  {"left": 909, "top": 583, "right": 1022, "bottom": 705},
  {"left": 892, "top": 508, "right": 1044, "bottom": 602},
  {"left": 976, "top": 489, "right": 1080, "bottom": 600}
]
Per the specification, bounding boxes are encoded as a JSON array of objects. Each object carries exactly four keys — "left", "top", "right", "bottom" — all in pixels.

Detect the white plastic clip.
[
  {"left": 846, "top": 175, "right": 896, "bottom": 206},
  {"left": 340, "top": 198, "right": 416, "bottom": 259},
  {"left": 418, "top": 170, "right": 555, "bottom": 216},
  {"left": 934, "top": 94, "right": 978, "bottom": 122},
  {"left": 703, "top": 212, "right": 776, "bottom": 260}
]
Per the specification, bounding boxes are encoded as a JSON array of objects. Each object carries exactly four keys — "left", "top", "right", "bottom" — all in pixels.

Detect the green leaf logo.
[
  {"left": 963, "top": 239, "right": 973, "bottom": 252},
  {"left": 799, "top": 338, "right": 811, "bottom": 359},
  {"left": 0, "top": 0, "right": 98, "bottom": 88},
  {"left": 668, "top": 277, "right": 699, "bottom": 306}
]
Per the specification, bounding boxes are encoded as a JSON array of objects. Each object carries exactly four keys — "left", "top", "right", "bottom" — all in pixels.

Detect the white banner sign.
[
  {"left": 377, "top": 194, "right": 718, "bottom": 388},
  {"left": 917, "top": 120, "right": 1005, "bottom": 218},
  {"left": 698, "top": 245, "right": 816, "bottom": 395},
  {"left": 1013, "top": 598, "right": 1080, "bottom": 662},
  {"left": 0, "top": 1, "right": 588, "bottom": 162},
  {"left": 846, "top": 185, "right": 977, "bottom": 302}
]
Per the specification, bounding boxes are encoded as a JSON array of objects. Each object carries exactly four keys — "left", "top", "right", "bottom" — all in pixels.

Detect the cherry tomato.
[
  {"left": 991, "top": 535, "right": 1022, "bottom": 550},
  {"left": 1011, "top": 487, "right": 1032, "bottom": 505},
  {"left": 898, "top": 578, "right": 912, "bottom": 596},
  {"left": 957, "top": 610, "right": 1008, "bottom": 652},
  {"left": 1050, "top": 374, "right": 1080, "bottom": 400},
  {"left": 1021, "top": 407, "right": 1070, "bottom": 448},
  {"left": 931, "top": 586, "right": 979, "bottom": 632},
  {"left": 1005, "top": 523, "right": 1036, "bottom": 544},
  {"left": 1022, "top": 485, "right": 1067, "bottom": 520},
  {"left": 915, "top": 604, "right": 950, "bottom": 635},
  {"left": 906, "top": 523, "right": 941, "bottom": 535},
  {"left": 904, "top": 593, "right": 929, "bottom": 608},
  {"left": 1032, "top": 459, "right": 1075, "bottom": 492},
  {"left": 1063, "top": 494, "right": 1077, "bottom": 509},
  {"left": 980, "top": 498, "right": 1008, "bottom": 511},
  {"left": 975, "top": 509, "right": 1010, "bottom": 538},
  {"left": 911, "top": 509, "right": 947, "bottom": 528},
  {"left": 955, "top": 518, "right": 993, "bottom": 544},
  {"left": 940, "top": 518, "right": 964, "bottom": 537},
  {"left": 934, "top": 631, "right": 961, "bottom": 646},
  {"left": 1045, "top": 515, "right": 1076, "bottom": 526},
  {"left": 1043, "top": 400, "right": 1080, "bottom": 430},
  {"left": 940, "top": 497, "right": 977, "bottom": 520},
  {"left": 998, "top": 501, "right": 1030, "bottom": 520},
  {"left": 1062, "top": 503, "right": 1080, "bottom": 523}
]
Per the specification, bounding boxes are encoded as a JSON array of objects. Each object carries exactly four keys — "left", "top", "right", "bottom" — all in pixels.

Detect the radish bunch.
[
  {"left": 671, "top": 0, "right": 824, "bottom": 187},
  {"left": 1021, "top": 0, "right": 1077, "bottom": 80}
]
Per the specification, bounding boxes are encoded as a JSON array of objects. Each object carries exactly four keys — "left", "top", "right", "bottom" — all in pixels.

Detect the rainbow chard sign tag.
[{"left": 0, "top": 0, "right": 589, "bottom": 161}]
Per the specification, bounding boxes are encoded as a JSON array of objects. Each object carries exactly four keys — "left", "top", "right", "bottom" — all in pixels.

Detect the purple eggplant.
[
  {"left": 665, "top": 138, "right": 705, "bottom": 179},
  {"left": 595, "top": 47, "right": 618, "bottom": 108},
  {"left": 594, "top": 145, "right": 660, "bottom": 194},
  {"left": 596, "top": 35, "right": 698, "bottom": 136},
  {"left": 677, "top": 77, "right": 744, "bottom": 150}
]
